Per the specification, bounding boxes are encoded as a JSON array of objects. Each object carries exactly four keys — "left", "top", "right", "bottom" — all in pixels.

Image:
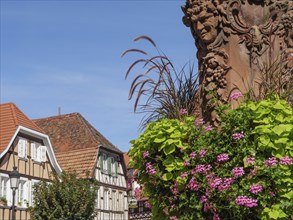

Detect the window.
[
  {"left": 100, "top": 153, "right": 108, "bottom": 173},
  {"left": 31, "top": 142, "right": 47, "bottom": 162},
  {"left": 119, "top": 192, "right": 123, "bottom": 211},
  {"left": 139, "top": 201, "right": 143, "bottom": 212},
  {"left": 18, "top": 179, "right": 29, "bottom": 207},
  {"left": 18, "top": 137, "right": 28, "bottom": 159},
  {"left": 112, "top": 190, "right": 116, "bottom": 211},
  {"left": 30, "top": 180, "right": 39, "bottom": 206},
  {"left": 111, "top": 157, "right": 118, "bottom": 177},
  {"left": 0, "top": 174, "right": 11, "bottom": 205},
  {"left": 96, "top": 187, "right": 100, "bottom": 209},
  {"left": 104, "top": 189, "right": 109, "bottom": 210}
]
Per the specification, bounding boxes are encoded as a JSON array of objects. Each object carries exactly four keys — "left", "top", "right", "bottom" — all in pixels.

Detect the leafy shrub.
[
  {"left": 128, "top": 96, "right": 293, "bottom": 220},
  {"left": 30, "top": 172, "right": 98, "bottom": 220}
]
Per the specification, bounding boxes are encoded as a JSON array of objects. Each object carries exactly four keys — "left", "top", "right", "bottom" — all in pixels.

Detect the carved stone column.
[{"left": 182, "top": 0, "right": 293, "bottom": 124}]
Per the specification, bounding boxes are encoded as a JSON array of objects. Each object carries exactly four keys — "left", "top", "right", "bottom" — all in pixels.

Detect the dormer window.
[{"left": 31, "top": 142, "right": 47, "bottom": 163}]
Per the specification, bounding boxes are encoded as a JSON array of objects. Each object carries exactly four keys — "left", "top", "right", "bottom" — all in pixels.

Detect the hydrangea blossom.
[
  {"left": 170, "top": 216, "right": 178, "bottom": 220},
  {"left": 200, "top": 195, "right": 208, "bottom": 204},
  {"left": 217, "top": 153, "right": 229, "bottom": 162},
  {"left": 232, "top": 167, "right": 245, "bottom": 177},
  {"left": 171, "top": 182, "right": 179, "bottom": 195},
  {"left": 249, "top": 184, "right": 263, "bottom": 194},
  {"left": 213, "top": 213, "right": 221, "bottom": 220}
]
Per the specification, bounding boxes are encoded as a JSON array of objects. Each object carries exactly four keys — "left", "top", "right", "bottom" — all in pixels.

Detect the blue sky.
[{"left": 1, "top": 0, "right": 197, "bottom": 152}]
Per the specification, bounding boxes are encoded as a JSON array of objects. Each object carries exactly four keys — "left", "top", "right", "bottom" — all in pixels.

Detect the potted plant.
[{"left": 0, "top": 196, "right": 7, "bottom": 206}]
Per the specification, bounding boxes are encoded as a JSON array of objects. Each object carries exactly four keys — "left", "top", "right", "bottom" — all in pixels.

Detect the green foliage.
[
  {"left": 30, "top": 172, "right": 98, "bottom": 220},
  {"left": 129, "top": 96, "right": 293, "bottom": 220}
]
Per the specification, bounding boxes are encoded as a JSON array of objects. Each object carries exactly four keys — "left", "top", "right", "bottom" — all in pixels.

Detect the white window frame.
[
  {"left": 31, "top": 142, "right": 46, "bottom": 163},
  {"left": 0, "top": 174, "right": 10, "bottom": 205},
  {"left": 104, "top": 189, "right": 109, "bottom": 210},
  {"left": 17, "top": 178, "right": 29, "bottom": 208},
  {"left": 30, "top": 179, "right": 39, "bottom": 206},
  {"left": 18, "top": 137, "right": 28, "bottom": 159}
]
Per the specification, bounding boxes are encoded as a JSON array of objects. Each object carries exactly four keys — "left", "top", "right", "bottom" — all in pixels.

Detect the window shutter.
[
  {"left": 40, "top": 146, "right": 47, "bottom": 162},
  {"left": 100, "top": 154, "right": 103, "bottom": 173},
  {"left": 107, "top": 157, "right": 112, "bottom": 175},
  {"left": 31, "top": 142, "right": 36, "bottom": 160},
  {"left": 115, "top": 161, "right": 118, "bottom": 177},
  {"left": 18, "top": 138, "right": 25, "bottom": 158}
]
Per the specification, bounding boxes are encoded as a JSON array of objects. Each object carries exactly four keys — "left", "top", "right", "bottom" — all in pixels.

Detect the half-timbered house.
[
  {"left": 0, "top": 103, "right": 62, "bottom": 220},
  {"left": 34, "top": 113, "right": 128, "bottom": 220}
]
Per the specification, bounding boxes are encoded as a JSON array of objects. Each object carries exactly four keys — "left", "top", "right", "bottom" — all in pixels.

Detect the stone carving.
[{"left": 182, "top": 0, "right": 293, "bottom": 124}]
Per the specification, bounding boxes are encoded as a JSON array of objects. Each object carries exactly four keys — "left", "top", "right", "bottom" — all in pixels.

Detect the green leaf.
[
  {"left": 269, "top": 210, "right": 279, "bottom": 219},
  {"left": 154, "top": 136, "right": 166, "bottom": 143},
  {"left": 272, "top": 124, "right": 292, "bottom": 136},
  {"left": 163, "top": 144, "right": 176, "bottom": 155},
  {"left": 162, "top": 173, "right": 173, "bottom": 181}
]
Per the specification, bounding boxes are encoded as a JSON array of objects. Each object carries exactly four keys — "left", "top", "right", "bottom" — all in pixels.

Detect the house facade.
[
  {"left": 0, "top": 103, "right": 62, "bottom": 220},
  {"left": 124, "top": 153, "right": 151, "bottom": 220},
  {"left": 34, "top": 113, "right": 128, "bottom": 220}
]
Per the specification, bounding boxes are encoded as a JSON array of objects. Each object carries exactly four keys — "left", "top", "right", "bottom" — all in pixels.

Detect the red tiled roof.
[
  {"left": 34, "top": 113, "right": 122, "bottom": 177},
  {"left": 0, "top": 103, "right": 44, "bottom": 152},
  {"left": 55, "top": 147, "right": 97, "bottom": 178},
  {"left": 123, "top": 152, "right": 130, "bottom": 168}
]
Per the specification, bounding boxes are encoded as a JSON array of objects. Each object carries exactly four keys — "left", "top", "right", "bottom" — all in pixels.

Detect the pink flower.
[
  {"left": 143, "top": 151, "right": 149, "bottom": 158},
  {"left": 199, "top": 149, "right": 207, "bottom": 158},
  {"left": 279, "top": 156, "right": 292, "bottom": 165},
  {"left": 213, "top": 213, "right": 221, "bottom": 220},
  {"left": 144, "top": 201, "right": 151, "bottom": 208},
  {"left": 200, "top": 195, "right": 208, "bottom": 204},
  {"left": 170, "top": 216, "right": 178, "bottom": 220},
  {"left": 269, "top": 191, "right": 275, "bottom": 197},
  {"left": 146, "top": 162, "right": 156, "bottom": 175},
  {"left": 205, "top": 125, "right": 213, "bottom": 132},
  {"left": 250, "top": 169, "right": 257, "bottom": 176},
  {"left": 232, "top": 131, "right": 245, "bottom": 140},
  {"left": 208, "top": 177, "right": 222, "bottom": 189},
  {"left": 134, "top": 187, "right": 141, "bottom": 200},
  {"left": 236, "top": 196, "right": 258, "bottom": 208},
  {"left": 180, "top": 171, "right": 188, "bottom": 178},
  {"left": 249, "top": 184, "right": 263, "bottom": 194},
  {"left": 187, "top": 177, "right": 199, "bottom": 191},
  {"left": 217, "top": 153, "right": 229, "bottom": 162},
  {"left": 232, "top": 167, "right": 245, "bottom": 177},
  {"left": 195, "top": 118, "right": 205, "bottom": 126},
  {"left": 184, "top": 160, "right": 190, "bottom": 167},
  {"left": 171, "top": 182, "right": 179, "bottom": 195},
  {"left": 265, "top": 157, "right": 278, "bottom": 167},
  {"left": 229, "top": 92, "right": 243, "bottom": 101},
  {"left": 246, "top": 157, "right": 255, "bottom": 165},
  {"left": 189, "top": 151, "right": 196, "bottom": 159},
  {"left": 218, "top": 178, "right": 234, "bottom": 192},
  {"left": 179, "top": 108, "right": 188, "bottom": 115}
]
